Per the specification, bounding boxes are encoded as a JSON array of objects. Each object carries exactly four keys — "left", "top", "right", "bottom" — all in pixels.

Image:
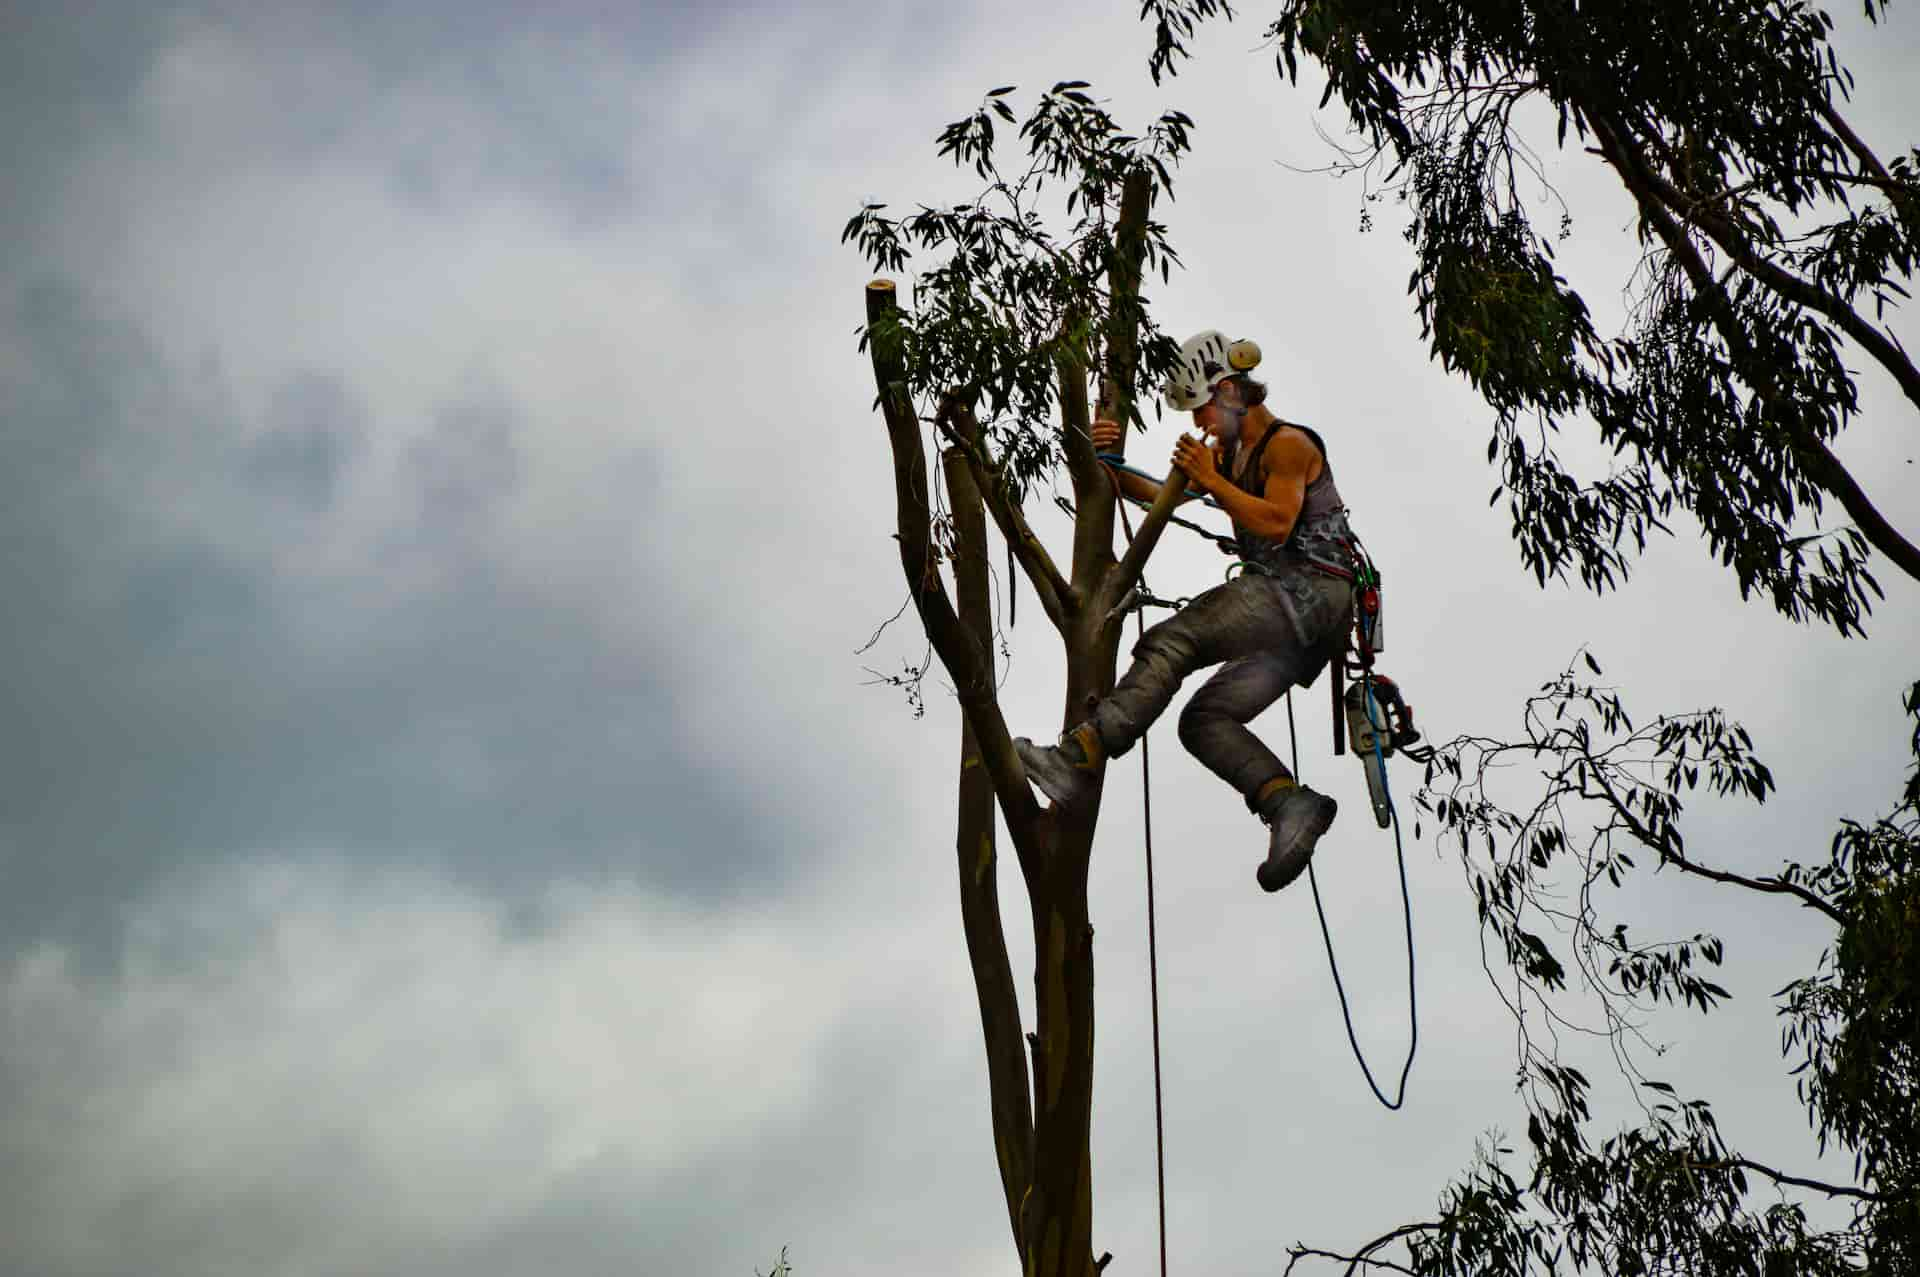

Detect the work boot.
[
  {"left": 1014, "top": 723, "right": 1103, "bottom": 809},
  {"left": 1255, "top": 782, "right": 1338, "bottom": 893}
]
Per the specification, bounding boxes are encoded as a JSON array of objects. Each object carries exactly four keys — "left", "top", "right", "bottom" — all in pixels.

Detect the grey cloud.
[
  {"left": 0, "top": 276, "right": 792, "bottom": 968},
  {"left": 0, "top": 2, "right": 1912, "bottom": 1276},
  {"left": 246, "top": 370, "right": 366, "bottom": 513}
]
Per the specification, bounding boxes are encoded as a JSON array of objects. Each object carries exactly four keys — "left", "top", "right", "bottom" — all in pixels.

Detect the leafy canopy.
[
  {"left": 845, "top": 82, "right": 1195, "bottom": 500},
  {"left": 1380, "top": 667, "right": 1919, "bottom": 1277},
  {"left": 1145, "top": 0, "right": 1920, "bottom": 636}
]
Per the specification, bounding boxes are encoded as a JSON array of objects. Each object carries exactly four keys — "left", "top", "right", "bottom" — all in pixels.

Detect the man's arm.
[{"left": 1180, "top": 430, "right": 1313, "bottom": 541}]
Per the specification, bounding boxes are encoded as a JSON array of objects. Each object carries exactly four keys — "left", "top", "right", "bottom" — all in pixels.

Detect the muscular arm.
[{"left": 1202, "top": 430, "right": 1317, "bottom": 542}]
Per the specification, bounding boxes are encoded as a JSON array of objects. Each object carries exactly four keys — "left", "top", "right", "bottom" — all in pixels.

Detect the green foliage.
[
  {"left": 1369, "top": 667, "right": 1920, "bottom": 1276},
  {"left": 845, "top": 83, "right": 1194, "bottom": 500},
  {"left": 1144, "top": 0, "right": 1919, "bottom": 635}
]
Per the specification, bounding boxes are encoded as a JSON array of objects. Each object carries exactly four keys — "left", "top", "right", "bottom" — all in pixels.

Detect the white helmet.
[{"left": 1164, "top": 329, "right": 1263, "bottom": 412}]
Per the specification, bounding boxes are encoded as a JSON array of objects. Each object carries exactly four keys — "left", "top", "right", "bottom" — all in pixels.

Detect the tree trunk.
[
  {"left": 945, "top": 450, "right": 1037, "bottom": 1251},
  {"left": 859, "top": 168, "right": 1164, "bottom": 1276}
]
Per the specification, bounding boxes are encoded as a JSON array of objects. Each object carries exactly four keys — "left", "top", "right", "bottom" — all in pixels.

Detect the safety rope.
[
  {"left": 1105, "top": 460, "right": 1419, "bottom": 1277},
  {"left": 1114, "top": 495, "right": 1170, "bottom": 1277},
  {"left": 1287, "top": 689, "right": 1420, "bottom": 1110}
]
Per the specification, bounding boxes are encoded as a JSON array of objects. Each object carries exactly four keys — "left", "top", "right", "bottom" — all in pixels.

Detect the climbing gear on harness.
[
  {"left": 1345, "top": 676, "right": 1422, "bottom": 827},
  {"left": 1163, "top": 330, "right": 1263, "bottom": 411},
  {"left": 1014, "top": 723, "right": 1103, "bottom": 809},
  {"left": 1256, "top": 783, "right": 1339, "bottom": 892},
  {"left": 1333, "top": 538, "right": 1433, "bottom": 808}
]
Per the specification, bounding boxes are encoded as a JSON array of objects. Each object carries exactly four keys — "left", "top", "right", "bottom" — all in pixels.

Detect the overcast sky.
[{"left": 2, "top": 3, "right": 1916, "bottom": 1275}]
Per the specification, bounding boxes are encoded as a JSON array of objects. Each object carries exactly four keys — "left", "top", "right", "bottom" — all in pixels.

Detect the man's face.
[{"left": 1193, "top": 380, "right": 1247, "bottom": 445}]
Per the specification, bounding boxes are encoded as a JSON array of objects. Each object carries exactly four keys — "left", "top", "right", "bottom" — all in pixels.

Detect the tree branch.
[
  {"left": 1812, "top": 96, "right": 1910, "bottom": 212},
  {"left": 1098, "top": 169, "right": 1153, "bottom": 442},
  {"left": 945, "top": 448, "right": 1038, "bottom": 1250},
  {"left": 1573, "top": 741, "right": 1849, "bottom": 925},
  {"left": 1059, "top": 345, "right": 1116, "bottom": 589},
  {"left": 1101, "top": 467, "right": 1192, "bottom": 618},
  {"left": 1692, "top": 1156, "right": 1889, "bottom": 1202},
  {"left": 868, "top": 280, "right": 1040, "bottom": 829},
  {"left": 1620, "top": 126, "right": 1920, "bottom": 415},
  {"left": 1284, "top": 1222, "right": 1437, "bottom": 1277},
  {"left": 1593, "top": 115, "right": 1920, "bottom": 585},
  {"left": 937, "top": 397, "right": 1075, "bottom": 629}
]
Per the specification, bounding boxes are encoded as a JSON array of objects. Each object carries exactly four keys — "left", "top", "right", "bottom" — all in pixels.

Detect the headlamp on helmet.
[{"left": 1164, "top": 330, "right": 1263, "bottom": 411}]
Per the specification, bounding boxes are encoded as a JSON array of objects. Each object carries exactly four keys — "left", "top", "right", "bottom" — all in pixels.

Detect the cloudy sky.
[{"left": 2, "top": 2, "right": 1915, "bottom": 1274}]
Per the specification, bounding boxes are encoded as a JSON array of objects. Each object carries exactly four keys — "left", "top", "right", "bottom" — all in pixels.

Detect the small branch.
[
  {"left": 1663, "top": 852, "right": 1849, "bottom": 926},
  {"left": 1693, "top": 1156, "right": 1889, "bottom": 1202},
  {"left": 1284, "top": 1250, "right": 1417, "bottom": 1277},
  {"left": 1813, "top": 96, "right": 1902, "bottom": 196},
  {"left": 1575, "top": 743, "right": 1848, "bottom": 926},
  {"left": 1284, "top": 1223, "right": 1436, "bottom": 1277},
  {"left": 937, "top": 398, "right": 1075, "bottom": 629}
]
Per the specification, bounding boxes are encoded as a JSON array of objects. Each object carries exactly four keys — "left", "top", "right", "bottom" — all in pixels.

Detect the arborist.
[{"left": 1015, "top": 331, "right": 1360, "bottom": 892}]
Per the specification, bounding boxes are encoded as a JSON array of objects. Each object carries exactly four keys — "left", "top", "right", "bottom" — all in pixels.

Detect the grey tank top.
[{"left": 1228, "top": 421, "right": 1355, "bottom": 577}]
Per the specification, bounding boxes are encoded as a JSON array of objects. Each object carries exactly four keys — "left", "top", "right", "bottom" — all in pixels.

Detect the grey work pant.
[{"left": 1089, "top": 569, "right": 1351, "bottom": 807}]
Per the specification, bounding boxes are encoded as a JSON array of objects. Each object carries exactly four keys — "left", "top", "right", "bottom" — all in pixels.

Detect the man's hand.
[
  {"left": 1171, "top": 433, "right": 1221, "bottom": 494},
  {"left": 1091, "top": 419, "right": 1123, "bottom": 452}
]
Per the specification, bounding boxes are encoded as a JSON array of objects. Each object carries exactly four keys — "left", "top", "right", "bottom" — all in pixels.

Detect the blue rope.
[
  {"left": 1095, "top": 453, "right": 1226, "bottom": 511},
  {"left": 1288, "top": 683, "right": 1419, "bottom": 1111}
]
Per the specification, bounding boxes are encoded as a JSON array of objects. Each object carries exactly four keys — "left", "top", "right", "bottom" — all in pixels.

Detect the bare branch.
[
  {"left": 1284, "top": 1223, "right": 1437, "bottom": 1277},
  {"left": 1691, "top": 1156, "right": 1889, "bottom": 1202}
]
